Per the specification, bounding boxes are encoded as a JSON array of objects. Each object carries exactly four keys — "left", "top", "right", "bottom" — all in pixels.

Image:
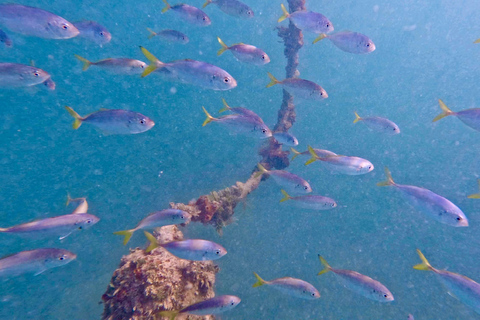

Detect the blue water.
[{"left": 2, "top": 0, "right": 480, "bottom": 319}]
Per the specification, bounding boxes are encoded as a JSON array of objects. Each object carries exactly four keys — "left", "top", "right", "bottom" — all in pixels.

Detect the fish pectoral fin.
[
  {"left": 34, "top": 268, "right": 48, "bottom": 276},
  {"left": 447, "top": 291, "right": 459, "bottom": 300},
  {"left": 59, "top": 231, "right": 73, "bottom": 240}
]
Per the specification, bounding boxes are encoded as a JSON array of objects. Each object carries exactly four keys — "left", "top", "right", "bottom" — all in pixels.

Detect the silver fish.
[
  {"left": 0, "top": 248, "right": 76, "bottom": 277},
  {"left": 354, "top": 112, "right": 400, "bottom": 135},
  {"left": 141, "top": 47, "right": 237, "bottom": 91},
  {"left": 318, "top": 256, "right": 394, "bottom": 302},
  {"left": 278, "top": 4, "right": 333, "bottom": 34},
  {"left": 203, "top": 0, "right": 254, "bottom": 19},
  {"left": 377, "top": 167, "right": 468, "bottom": 227},
  {"left": 217, "top": 37, "right": 269, "bottom": 65},
  {"left": 158, "top": 295, "right": 241, "bottom": 319},
  {"left": 267, "top": 73, "right": 327, "bottom": 101},
  {"left": 0, "top": 4, "right": 79, "bottom": 39},
  {"left": 74, "top": 21, "right": 111, "bottom": 45},
  {"left": 273, "top": 132, "right": 298, "bottom": 147},
  {"left": 256, "top": 163, "right": 312, "bottom": 194},
  {"left": 0, "top": 213, "right": 99, "bottom": 240},
  {"left": 218, "top": 98, "right": 260, "bottom": 119},
  {"left": 414, "top": 249, "right": 480, "bottom": 314},
  {"left": 434, "top": 99, "right": 480, "bottom": 132},
  {"left": 291, "top": 147, "right": 337, "bottom": 161},
  {"left": 114, "top": 209, "right": 191, "bottom": 245},
  {"left": 147, "top": 28, "right": 188, "bottom": 44},
  {"left": 202, "top": 106, "right": 271, "bottom": 139},
  {"left": 0, "top": 28, "right": 12, "bottom": 47},
  {"left": 305, "top": 146, "right": 374, "bottom": 175},
  {"left": 253, "top": 272, "right": 320, "bottom": 300},
  {"left": 0, "top": 63, "right": 50, "bottom": 88},
  {"left": 280, "top": 190, "right": 336, "bottom": 210},
  {"left": 144, "top": 232, "right": 227, "bottom": 260},
  {"left": 75, "top": 55, "right": 146, "bottom": 75},
  {"left": 65, "top": 106, "right": 155, "bottom": 135},
  {"left": 314, "top": 31, "right": 376, "bottom": 54},
  {"left": 162, "top": 0, "right": 211, "bottom": 26}
]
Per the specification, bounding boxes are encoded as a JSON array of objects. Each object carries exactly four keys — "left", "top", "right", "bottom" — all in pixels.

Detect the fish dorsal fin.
[
  {"left": 98, "top": 108, "right": 109, "bottom": 111},
  {"left": 232, "top": 42, "right": 245, "bottom": 46}
]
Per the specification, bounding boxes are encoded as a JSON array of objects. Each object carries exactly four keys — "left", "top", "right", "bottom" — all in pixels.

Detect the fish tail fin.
[
  {"left": 113, "top": 230, "right": 134, "bottom": 245},
  {"left": 312, "top": 33, "right": 328, "bottom": 44},
  {"left": 278, "top": 4, "right": 289, "bottom": 23},
  {"left": 74, "top": 54, "right": 91, "bottom": 71},
  {"left": 353, "top": 111, "right": 362, "bottom": 124},
  {"left": 468, "top": 178, "right": 480, "bottom": 198},
  {"left": 377, "top": 166, "right": 395, "bottom": 187},
  {"left": 317, "top": 255, "right": 332, "bottom": 275},
  {"left": 202, "top": 106, "right": 217, "bottom": 126},
  {"left": 413, "top": 249, "right": 433, "bottom": 271},
  {"left": 66, "top": 193, "right": 72, "bottom": 206},
  {"left": 146, "top": 28, "right": 157, "bottom": 39},
  {"left": 161, "top": 0, "right": 171, "bottom": 13},
  {"left": 433, "top": 99, "right": 455, "bottom": 122},
  {"left": 139, "top": 46, "right": 164, "bottom": 77},
  {"left": 305, "top": 145, "right": 319, "bottom": 166},
  {"left": 65, "top": 106, "right": 83, "bottom": 130},
  {"left": 474, "top": 38, "right": 480, "bottom": 44},
  {"left": 157, "top": 310, "right": 179, "bottom": 320},
  {"left": 202, "top": 0, "right": 212, "bottom": 8},
  {"left": 266, "top": 72, "right": 280, "bottom": 88},
  {"left": 252, "top": 272, "right": 267, "bottom": 287},
  {"left": 144, "top": 231, "right": 159, "bottom": 253},
  {"left": 279, "top": 189, "right": 291, "bottom": 203},
  {"left": 217, "top": 37, "right": 229, "bottom": 56},
  {"left": 290, "top": 147, "right": 302, "bottom": 161},
  {"left": 218, "top": 98, "right": 231, "bottom": 113},
  {"left": 254, "top": 163, "right": 268, "bottom": 178}
]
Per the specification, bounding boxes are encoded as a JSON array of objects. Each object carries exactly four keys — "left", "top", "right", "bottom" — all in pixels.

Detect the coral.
[{"left": 102, "top": 226, "right": 219, "bottom": 320}]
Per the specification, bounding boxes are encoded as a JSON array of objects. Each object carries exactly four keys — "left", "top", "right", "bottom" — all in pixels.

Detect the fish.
[
  {"left": 280, "top": 190, "right": 336, "bottom": 210},
  {"left": 218, "top": 98, "right": 260, "bottom": 119},
  {"left": 74, "top": 55, "right": 147, "bottom": 75},
  {"left": 0, "top": 28, "right": 12, "bottom": 47},
  {"left": 202, "top": 106, "right": 272, "bottom": 139},
  {"left": 0, "top": 213, "right": 99, "bottom": 240},
  {"left": 65, "top": 106, "right": 155, "bottom": 135},
  {"left": 42, "top": 77, "right": 56, "bottom": 90},
  {"left": 318, "top": 255, "right": 394, "bottom": 302},
  {"left": 0, "top": 4, "right": 79, "bottom": 39},
  {"left": 74, "top": 21, "right": 111, "bottom": 45},
  {"left": 252, "top": 272, "right": 320, "bottom": 300},
  {"left": 140, "top": 47, "right": 237, "bottom": 90},
  {"left": 278, "top": 4, "right": 333, "bottom": 34},
  {"left": 162, "top": 0, "right": 211, "bottom": 26},
  {"left": 255, "top": 163, "right": 312, "bottom": 194},
  {"left": 272, "top": 132, "right": 298, "bottom": 147},
  {"left": 0, "top": 63, "right": 50, "bottom": 88},
  {"left": 433, "top": 99, "right": 480, "bottom": 132},
  {"left": 217, "top": 37, "right": 270, "bottom": 65},
  {"left": 66, "top": 195, "right": 88, "bottom": 214},
  {"left": 468, "top": 179, "right": 480, "bottom": 199},
  {"left": 313, "top": 31, "right": 376, "bottom": 54},
  {"left": 0, "top": 248, "right": 76, "bottom": 277},
  {"left": 290, "top": 147, "right": 337, "bottom": 161},
  {"left": 377, "top": 167, "right": 468, "bottom": 227},
  {"left": 305, "top": 146, "right": 374, "bottom": 175},
  {"left": 414, "top": 249, "right": 480, "bottom": 314},
  {"left": 158, "top": 295, "right": 241, "bottom": 320},
  {"left": 354, "top": 112, "right": 400, "bottom": 135},
  {"left": 147, "top": 28, "right": 188, "bottom": 44},
  {"left": 144, "top": 231, "right": 227, "bottom": 261},
  {"left": 114, "top": 209, "right": 191, "bottom": 245},
  {"left": 266, "top": 73, "right": 328, "bottom": 101},
  {"left": 203, "top": 0, "right": 254, "bottom": 19}
]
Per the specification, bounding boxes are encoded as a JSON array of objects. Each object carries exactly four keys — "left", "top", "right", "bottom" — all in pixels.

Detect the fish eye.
[
  {"left": 247, "top": 10, "right": 252, "bottom": 15},
  {"left": 262, "top": 129, "right": 267, "bottom": 134},
  {"left": 86, "top": 219, "right": 92, "bottom": 224},
  {"left": 311, "top": 292, "right": 315, "bottom": 296},
  {"left": 34, "top": 71, "right": 40, "bottom": 77},
  {"left": 202, "top": 16, "right": 207, "bottom": 21},
  {"left": 59, "top": 256, "right": 65, "bottom": 261},
  {"left": 223, "top": 77, "right": 230, "bottom": 83},
  {"left": 231, "top": 302, "right": 235, "bottom": 305},
  {"left": 261, "top": 55, "right": 266, "bottom": 60},
  {"left": 320, "top": 92, "right": 323, "bottom": 96},
  {"left": 304, "top": 186, "right": 308, "bottom": 190},
  {"left": 326, "top": 24, "right": 329, "bottom": 28},
  {"left": 62, "top": 24, "right": 68, "bottom": 30},
  {"left": 140, "top": 119, "right": 146, "bottom": 124},
  {"left": 99, "top": 32, "right": 104, "bottom": 36},
  {"left": 456, "top": 217, "right": 462, "bottom": 221},
  {"left": 366, "top": 43, "right": 370, "bottom": 47},
  {"left": 383, "top": 294, "right": 388, "bottom": 298},
  {"left": 215, "top": 250, "right": 221, "bottom": 255}
]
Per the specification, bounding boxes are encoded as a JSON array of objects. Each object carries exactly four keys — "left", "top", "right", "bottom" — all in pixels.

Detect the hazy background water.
[{"left": 1, "top": 0, "right": 480, "bottom": 319}]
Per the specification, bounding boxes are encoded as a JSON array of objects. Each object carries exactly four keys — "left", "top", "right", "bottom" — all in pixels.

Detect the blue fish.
[
  {"left": 203, "top": 0, "right": 254, "bottom": 19},
  {"left": 433, "top": 99, "right": 480, "bottom": 132},
  {"left": 278, "top": 4, "right": 333, "bottom": 34},
  {"left": 354, "top": 112, "right": 400, "bottom": 135},
  {"left": 280, "top": 190, "right": 336, "bottom": 210},
  {"left": 256, "top": 163, "right": 312, "bottom": 194},
  {"left": 314, "top": 31, "right": 376, "bottom": 54},
  {"left": 217, "top": 37, "right": 270, "bottom": 66},
  {"left": 162, "top": 0, "right": 211, "bottom": 26},
  {"left": 253, "top": 272, "right": 320, "bottom": 300},
  {"left": 158, "top": 295, "right": 241, "bottom": 319},
  {"left": 147, "top": 28, "right": 188, "bottom": 44},
  {"left": 0, "top": 63, "right": 51, "bottom": 88}
]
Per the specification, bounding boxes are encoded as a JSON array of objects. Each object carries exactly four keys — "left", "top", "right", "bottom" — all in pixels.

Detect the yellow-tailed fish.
[
  {"left": 377, "top": 167, "right": 468, "bottom": 227},
  {"left": 203, "top": 0, "right": 253, "bottom": 19},
  {"left": 313, "top": 31, "right": 375, "bottom": 54},
  {"left": 280, "top": 190, "right": 336, "bottom": 210},
  {"left": 278, "top": 3, "right": 333, "bottom": 34},
  {"left": 433, "top": 99, "right": 480, "bottom": 132},
  {"left": 144, "top": 231, "right": 227, "bottom": 261},
  {"left": 290, "top": 147, "right": 337, "bottom": 161},
  {"left": 158, "top": 295, "right": 241, "bottom": 320},
  {"left": 252, "top": 272, "right": 320, "bottom": 300},
  {"left": 414, "top": 249, "right": 480, "bottom": 314},
  {"left": 114, "top": 209, "right": 190, "bottom": 245},
  {"left": 354, "top": 112, "right": 400, "bottom": 135},
  {"left": 305, "top": 146, "right": 374, "bottom": 175},
  {"left": 255, "top": 163, "right": 312, "bottom": 194},
  {"left": 217, "top": 37, "right": 269, "bottom": 65},
  {"left": 0, "top": 63, "right": 50, "bottom": 88},
  {"left": 318, "top": 255, "right": 394, "bottom": 302},
  {"left": 162, "top": 0, "right": 211, "bottom": 26},
  {"left": 73, "top": 21, "right": 111, "bottom": 45},
  {"left": 74, "top": 55, "right": 146, "bottom": 75},
  {"left": 272, "top": 132, "right": 298, "bottom": 147},
  {"left": 147, "top": 28, "right": 188, "bottom": 44},
  {"left": 267, "top": 72, "right": 327, "bottom": 102}
]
